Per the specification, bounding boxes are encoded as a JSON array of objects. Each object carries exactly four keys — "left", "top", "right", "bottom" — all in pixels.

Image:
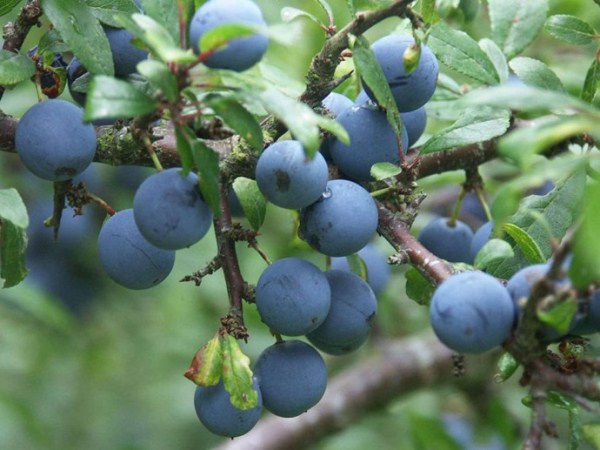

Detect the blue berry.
[
  {"left": 470, "top": 221, "right": 494, "bottom": 262},
  {"left": 133, "top": 168, "right": 213, "bottom": 250},
  {"left": 330, "top": 243, "right": 391, "bottom": 296},
  {"left": 402, "top": 106, "right": 427, "bottom": 148},
  {"left": 430, "top": 271, "right": 514, "bottom": 353},
  {"left": 299, "top": 179, "right": 378, "bottom": 257},
  {"left": 254, "top": 340, "right": 327, "bottom": 417},
  {"left": 306, "top": 270, "right": 377, "bottom": 355},
  {"left": 256, "top": 140, "right": 329, "bottom": 209},
  {"left": 194, "top": 378, "right": 262, "bottom": 437},
  {"left": 16, "top": 99, "right": 96, "bottom": 181},
  {"left": 104, "top": 27, "right": 148, "bottom": 77},
  {"left": 256, "top": 258, "right": 331, "bottom": 336},
  {"left": 418, "top": 217, "right": 474, "bottom": 264},
  {"left": 97, "top": 209, "right": 175, "bottom": 289},
  {"left": 320, "top": 92, "right": 353, "bottom": 160},
  {"left": 189, "top": 0, "right": 268, "bottom": 72}
]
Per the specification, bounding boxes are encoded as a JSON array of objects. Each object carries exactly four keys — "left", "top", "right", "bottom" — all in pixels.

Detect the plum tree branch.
[{"left": 215, "top": 333, "right": 455, "bottom": 450}]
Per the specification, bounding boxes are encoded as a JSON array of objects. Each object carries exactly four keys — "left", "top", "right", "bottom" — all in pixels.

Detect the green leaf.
[
  {"left": 428, "top": 22, "right": 500, "bottom": 85},
  {"left": 116, "top": 14, "right": 196, "bottom": 64},
  {"left": 474, "top": 238, "right": 514, "bottom": 271},
  {"left": 488, "top": 0, "right": 549, "bottom": 59},
  {"left": 314, "top": 0, "right": 334, "bottom": 23},
  {"left": 43, "top": 0, "right": 114, "bottom": 75},
  {"left": 346, "top": 253, "right": 368, "bottom": 281},
  {"left": 38, "top": 29, "right": 70, "bottom": 54},
  {"left": 184, "top": 333, "right": 224, "bottom": 386},
  {"left": 479, "top": 38, "right": 509, "bottom": 84},
  {"left": 502, "top": 223, "right": 545, "bottom": 264},
  {"left": 85, "top": 0, "right": 139, "bottom": 27},
  {"left": 370, "top": 162, "right": 402, "bottom": 180},
  {"left": 193, "top": 140, "right": 221, "bottom": 217},
  {"left": 138, "top": 0, "right": 179, "bottom": 43},
  {"left": 84, "top": 75, "right": 158, "bottom": 121},
  {"left": 459, "top": 0, "right": 480, "bottom": 22},
  {"left": 351, "top": 35, "right": 404, "bottom": 144},
  {"left": 405, "top": 267, "right": 434, "bottom": 306},
  {"left": 546, "top": 391, "right": 579, "bottom": 413},
  {"left": 495, "top": 352, "right": 519, "bottom": 383},
  {"left": 221, "top": 334, "right": 259, "bottom": 410},
  {"left": 0, "top": 189, "right": 29, "bottom": 288},
  {"left": 537, "top": 297, "right": 578, "bottom": 335},
  {"left": 175, "top": 126, "right": 195, "bottom": 174},
  {"left": 570, "top": 181, "right": 600, "bottom": 288},
  {"left": 0, "top": 0, "right": 21, "bottom": 17},
  {"left": 409, "top": 414, "right": 462, "bottom": 450},
  {"left": 281, "top": 7, "right": 323, "bottom": 26},
  {"left": 508, "top": 57, "right": 565, "bottom": 92},
  {"left": 581, "top": 56, "right": 600, "bottom": 103},
  {"left": 199, "top": 23, "right": 257, "bottom": 54},
  {"left": 0, "top": 50, "right": 36, "bottom": 86},
  {"left": 462, "top": 85, "right": 597, "bottom": 114},
  {"left": 488, "top": 165, "right": 586, "bottom": 279},
  {"left": 136, "top": 60, "right": 178, "bottom": 102},
  {"left": 582, "top": 423, "right": 600, "bottom": 449},
  {"left": 418, "top": 0, "right": 439, "bottom": 24},
  {"left": 206, "top": 96, "right": 263, "bottom": 152},
  {"left": 545, "top": 15, "right": 597, "bottom": 46},
  {"left": 346, "top": 0, "right": 356, "bottom": 17},
  {"left": 498, "top": 115, "right": 597, "bottom": 169},
  {"left": 232, "top": 177, "right": 266, "bottom": 231},
  {"left": 421, "top": 107, "right": 510, "bottom": 154}
]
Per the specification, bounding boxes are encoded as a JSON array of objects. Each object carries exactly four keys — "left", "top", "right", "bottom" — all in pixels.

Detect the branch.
[{"left": 215, "top": 333, "right": 455, "bottom": 450}]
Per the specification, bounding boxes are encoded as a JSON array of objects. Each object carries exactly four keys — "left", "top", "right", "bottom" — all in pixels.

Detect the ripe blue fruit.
[
  {"left": 104, "top": 27, "right": 148, "bottom": 77},
  {"left": 417, "top": 217, "right": 474, "bottom": 264},
  {"left": 570, "top": 291, "right": 600, "bottom": 335},
  {"left": 401, "top": 106, "right": 427, "bottom": 148},
  {"left": 97, "top": 209, "right": 175, "bottom": 289},
  {"left": 429, "top": 271, "right": 514, "bottom": 353},
  {"left": 255, "top": 258, "right": 331, "bottom": 336},
  {"left": 66, "top": 57, "right": 88, "bottom": 107},
  {"left": 256, "top": 140, "right": 329, "bottom": 209},
  {"left": 194, "top": 378, "right": 262, "bottom": 437},
  {"left": 363, "top": 35, "right": 438, "bottom": 112},
  {"left": 133, "top": 168, "right": 213, "bottom": 250},
  {"left": 330, "top": 243, "right": 391, "bottom": 296},
  {"left": 299, "top": 179, "right": 378, "bottom": 257},
  {"left": 320, "top": 92, "right": 353, "bottom": 160},
  {"left": 189, "top": 0, "right": 268, "bottom": 72},
  {"left": 306, "top": 270, "right": 377, "bottom": 355},
  {"left": 16, "top": 99, "right": 96, "bottom": 181},
  {"left": 254, "top": 340, "right": 327, "bottom": 417},
  {"left": 469, "top": 221, "right": 494, "bottom": 262},
  {"left": 329, "top": 102, "right": 409, "bottom": 181}
]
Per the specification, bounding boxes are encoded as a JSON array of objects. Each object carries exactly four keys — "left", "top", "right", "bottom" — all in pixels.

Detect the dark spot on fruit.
[{"left": 275, "top": 169, "right": 290, "bottom": 192}]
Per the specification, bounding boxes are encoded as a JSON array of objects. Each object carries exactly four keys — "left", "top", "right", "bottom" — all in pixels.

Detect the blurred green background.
[{"left": 1, "top": 1, "right": 600, "bottom": 449}]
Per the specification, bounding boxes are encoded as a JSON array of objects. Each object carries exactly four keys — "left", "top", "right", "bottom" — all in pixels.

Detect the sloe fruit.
[
  {"left": 254, "top": 340, "right": 327, "bottom": 417},
  {"left": 330, "top": 243, "right": 391, "bottom": 296},
  {"left": 255, "top": 258, "right": 331, "bottom": 336},
  {"left": 97, "top": 209, "right": 175, "bottom": 289},
  {"left": 16, "top": 99, "right": 96, "bottom": 181},
  {"left": 429, "top": 271, "right": 514, "bottom": 353},
  {"left": 417, "top": 217, "right": 474, "bottom": 264},
  {"left": 306, "top": 270, "right": 377, "bottom": 355},
  {"left": 133, "top": 168, "right": 213, "bottom": 250},
  {"left": 104, "top": 26, "right": 148, "bottom": 77},
  {"left": 189, "top": 0, "right": 268, "bottom": 72},
  {"left": 469, "top": 221, "right": 494, "bottom": 262},
  {"left": 299, "top": 179, "right": 378, "bottom": 257}
]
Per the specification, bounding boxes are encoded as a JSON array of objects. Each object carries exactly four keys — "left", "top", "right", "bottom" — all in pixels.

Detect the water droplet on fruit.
[{"left": 321, "top": 188, "right": 332, "bottom": 199}]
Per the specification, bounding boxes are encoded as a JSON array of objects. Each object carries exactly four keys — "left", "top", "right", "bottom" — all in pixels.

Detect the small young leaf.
[
  {"left": 184, "top": 334, "right": 224, "bottom": 386},
  {"left": 370, "top": 162, "right": 402, "bottom": 180},
  {"left": 428, "top": 22, "right": 500, "bottom": 85},
  {"left": 582, "top": 423, "right": 600, "bottom": 449},
  {"left": 44, "top": 0, "right": 114, "bottom": 76},
  {"left": 314, "top": 0, "right": 334, "bottom": 24},
  {"left": 488, "top": 0, "right": 549, "bottom": 59},
  {"left": 537, "top": 297, "right": 578, "bottom": 335},
  {"left": 508, "top": 57, "right": 565, "bottom": 92},
  {"left": 545, "top": 15, "right": 597, "bottom": 46},
  {"left": 0, "top": 189, "right": 29, "bottom": 289},
  {"left": 0, "top": 50, "right": 36, "bottom": 86},
  {"left": 502, "top": 223, "right": 546, "bottom": 264},
  {"left": 495, "top": 352, "right": 519, "bottom": 383},
  {"left": 232, "top": 177, "right": 266, "bottom": 231},
  {"left": 474, "top": 238, "right": 514, "bottom": 271},
  {"left": 136, "top": 60, "right": 179, "bottom": 102},
  {"left": 421, "top": 107, "right": 510, "bottom": 154},
  {"left": 84, "top": 75, "right": 158, "bottom": 121},
  {"left": 193, "top": 141, "right": 221, "bottom": 217},
  {"left": 138, "top": 0, "right": 179, "bottom": 43},
  {"left": 479, "top": 38, "right": 509, "bottom": 84},
  {"left": 581, "top": 56, "right": 600, "bottom": 103},
  {"left": 221, "top": 334, "right": 259, "bottom": 410},
  {"left": 0, "top": 0, "right": 21, "bottom": 17},
  {"left": 206, "top": 96, "right": 263, "bottom": 152},
  {"left": 281, "top": 7, "right": 322, "bottom": 26},
  {"left": 405, "top": 267, "right": 435, "bottom": 306},
  {"left": 545, "top": 391, "right": 579, "bottom": 413}
]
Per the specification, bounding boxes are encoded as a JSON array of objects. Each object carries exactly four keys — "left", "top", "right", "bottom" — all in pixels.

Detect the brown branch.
[{"left": 215, "top": 333, "right": 455, "bottom": 450}]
